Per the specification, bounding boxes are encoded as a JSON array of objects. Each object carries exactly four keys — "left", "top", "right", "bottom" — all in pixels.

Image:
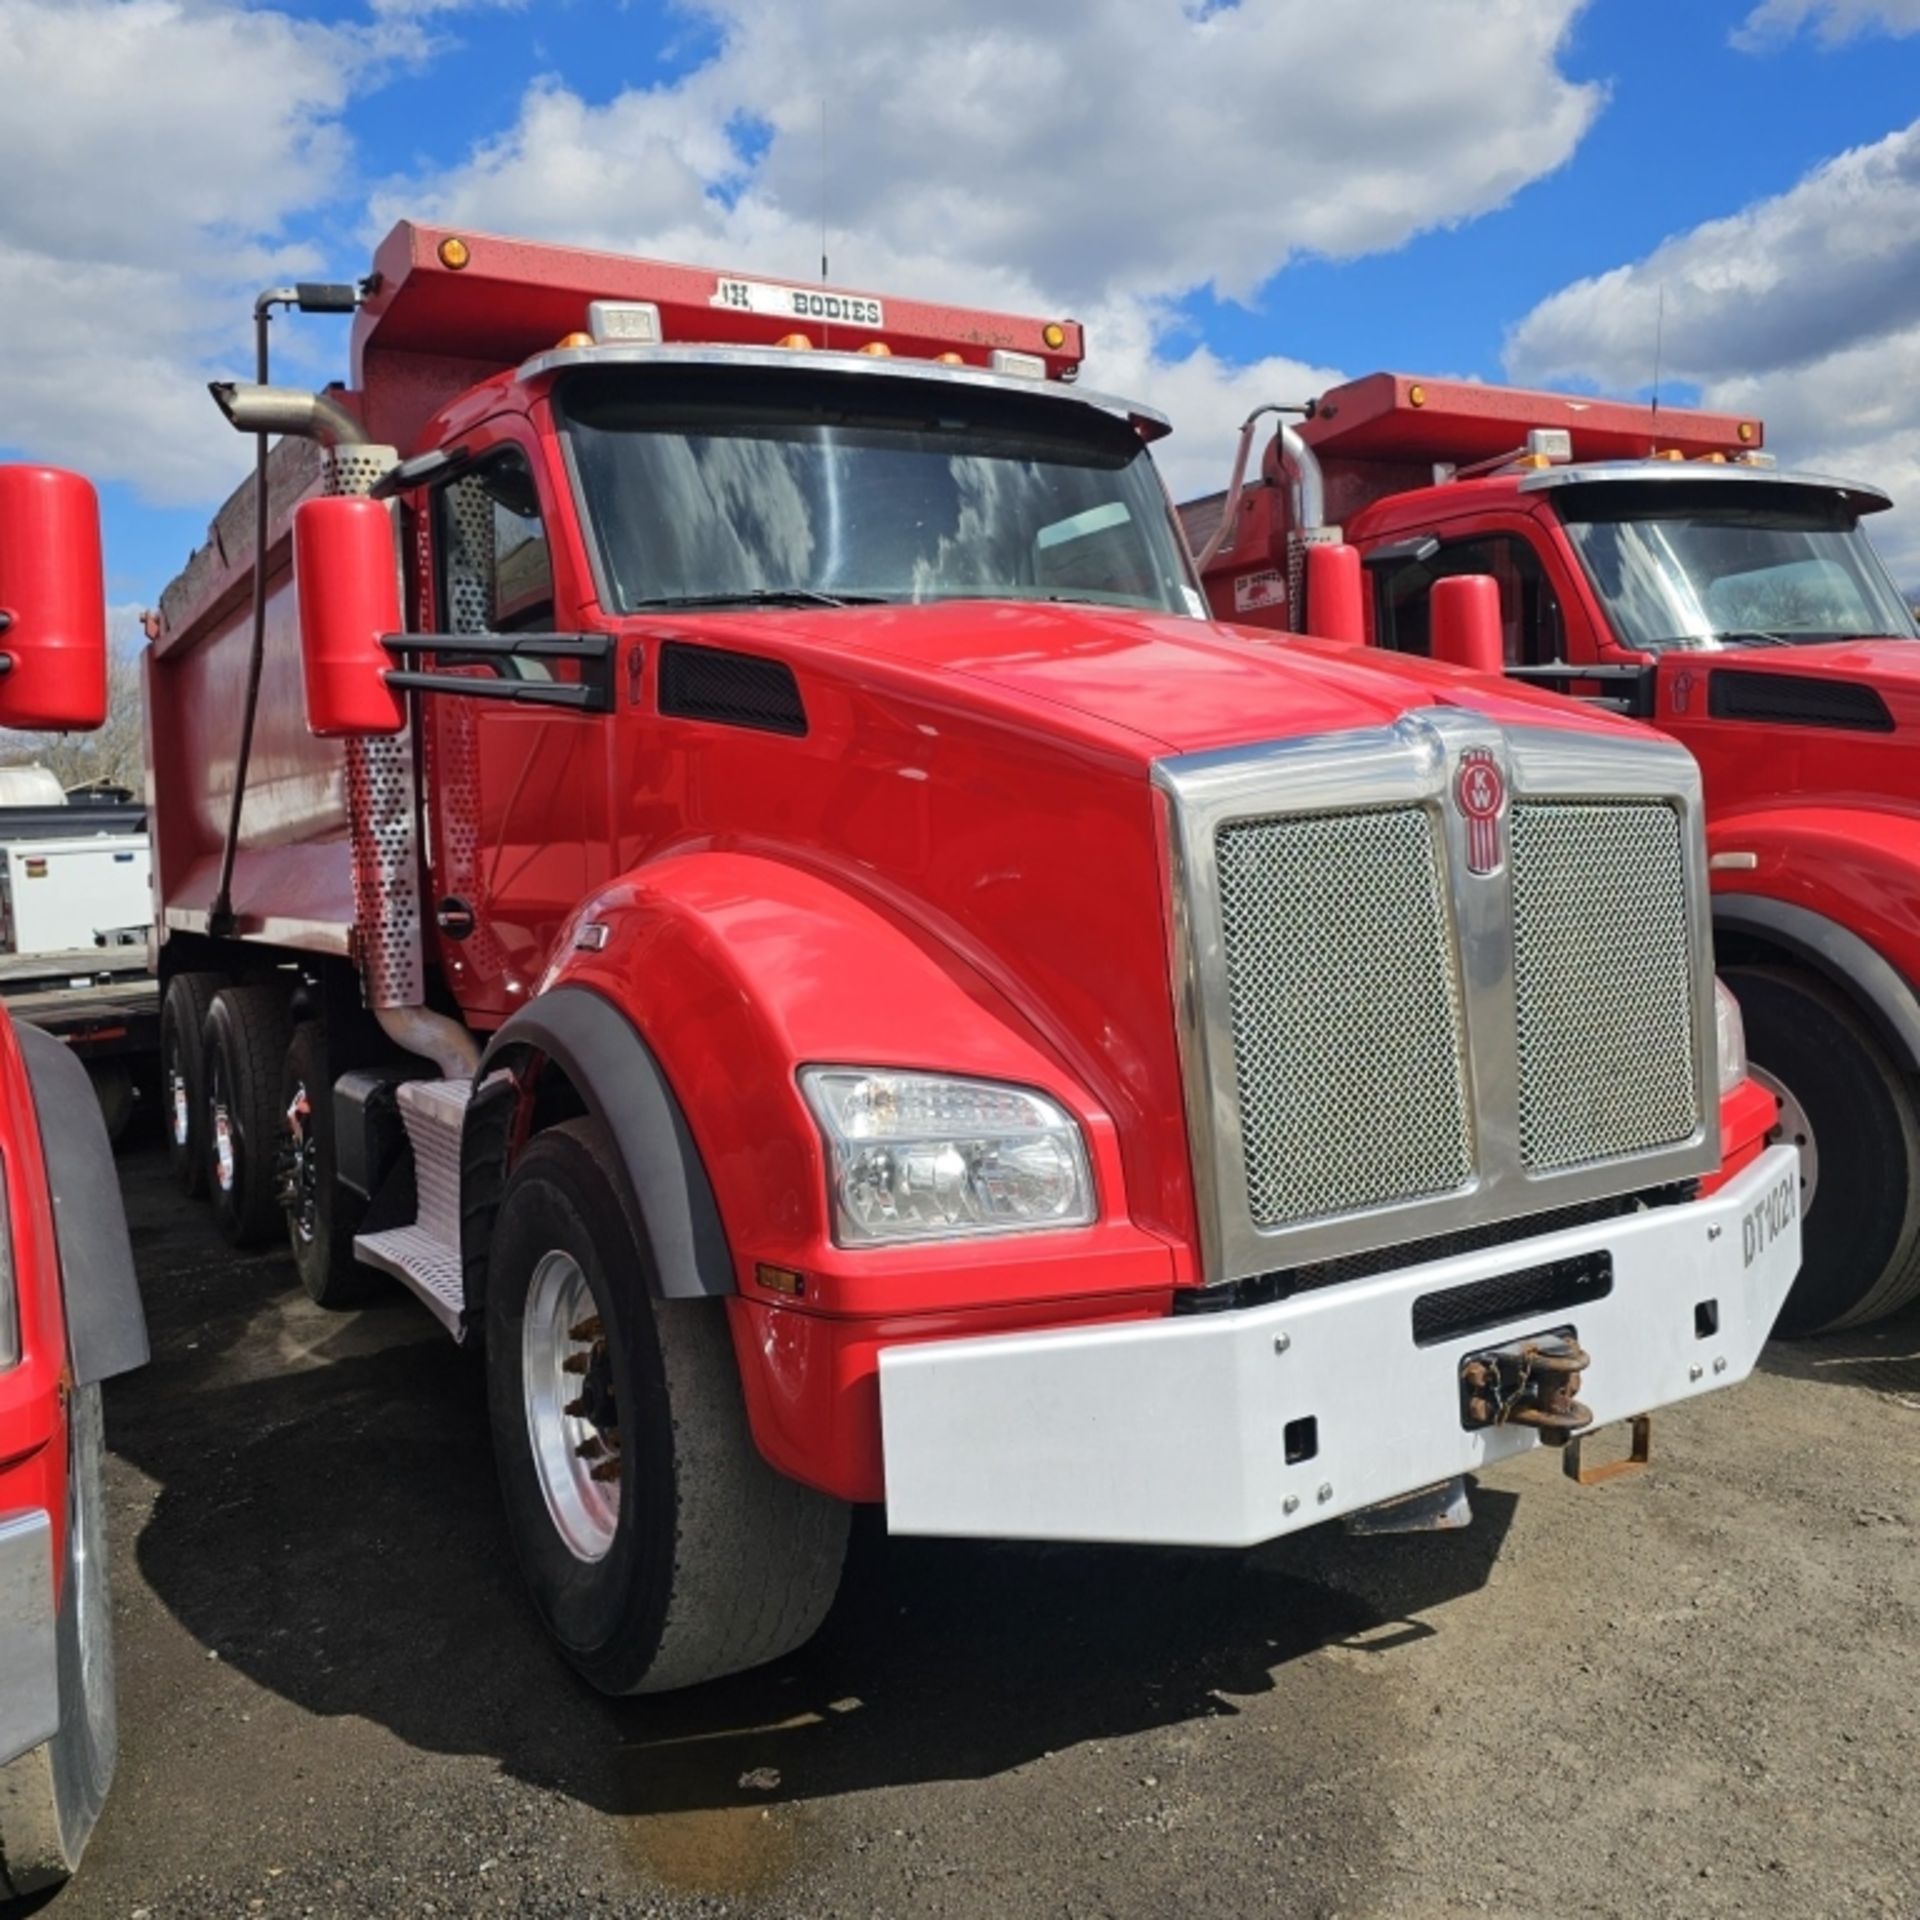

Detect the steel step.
[{"left": 354, "top": 1076, "right": 472, "bottom": 1337}]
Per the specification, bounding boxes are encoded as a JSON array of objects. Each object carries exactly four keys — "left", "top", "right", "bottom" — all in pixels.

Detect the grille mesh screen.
[
  {"left": 1217, "top": 807, "right": 1473, "bottom": 1227},
  {"left": 1510, "top": 801, "right": 1698, "bottom": 1170}
]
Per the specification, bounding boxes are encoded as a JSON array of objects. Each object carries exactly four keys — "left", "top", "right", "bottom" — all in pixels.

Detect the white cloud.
[
  {"left": 1734, "top": 0, "right": 1920, "bottom": 46},
  {"left": 1507, "top": 118, "right": 1920, "bottom": 577},
  {"left": 0, "top": 0, "right": 410, "bottom": 504},
  {"left": 382, "top": 0, "right": 1601, "bottom": 312}
]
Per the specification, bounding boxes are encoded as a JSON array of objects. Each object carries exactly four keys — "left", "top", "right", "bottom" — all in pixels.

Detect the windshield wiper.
[
  {"left": 1708, "top": 628, "right": 1806, "bottom": 649},
  {"left": 625, "top": 588, "right": 890, "bottom": 611}
]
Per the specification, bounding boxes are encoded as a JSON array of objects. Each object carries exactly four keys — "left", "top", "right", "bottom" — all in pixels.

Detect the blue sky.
[{"left": 7, "top": 0, "right": 1920, "bottom": 608}]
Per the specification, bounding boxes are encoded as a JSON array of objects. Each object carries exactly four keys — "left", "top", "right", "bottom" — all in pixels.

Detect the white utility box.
[{"left": 0, "top": 834, "right": 153, "bottom": 958}]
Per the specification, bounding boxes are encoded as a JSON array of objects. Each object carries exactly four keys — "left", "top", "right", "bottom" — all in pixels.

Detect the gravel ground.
[{"left": 29, "top": 1146, "right": 1920, "bottom": 1920}]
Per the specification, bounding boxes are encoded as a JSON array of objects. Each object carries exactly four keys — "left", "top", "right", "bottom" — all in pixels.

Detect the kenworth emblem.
[{"left": 1456, "top": 748, "right": 1506, "bottom": 874}]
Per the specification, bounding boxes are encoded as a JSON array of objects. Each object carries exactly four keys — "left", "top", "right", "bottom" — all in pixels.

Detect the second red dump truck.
[
  {"left": 1187, "top": 375, "right": 1920, "bottom": 1336},
  {"left": 73, "top": 225, "right": 1800, "bottom": 1695}
]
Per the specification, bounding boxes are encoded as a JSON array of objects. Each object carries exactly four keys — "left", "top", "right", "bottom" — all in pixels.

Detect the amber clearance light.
[{"left": 437, "top": 235, "right": 472, "bottom": 270}]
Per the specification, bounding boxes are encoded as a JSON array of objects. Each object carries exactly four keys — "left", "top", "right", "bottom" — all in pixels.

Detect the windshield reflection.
[
  {"left": 559, "top": 368, "right": 1199, "bottom": 618},
  {"left": 1559, "top": 482, "right": 1917, "bottom": 650}
]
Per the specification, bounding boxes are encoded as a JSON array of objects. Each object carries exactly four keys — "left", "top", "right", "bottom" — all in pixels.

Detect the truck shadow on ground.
[
  {"left": 107, "top": 1147, "right": 1518, "bottom": 1826},
  {"left": 1758, "top": 1299, "right": 1920, "bottom": 1401}
]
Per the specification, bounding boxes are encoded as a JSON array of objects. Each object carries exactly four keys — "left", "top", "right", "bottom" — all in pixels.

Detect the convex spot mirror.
[{"left": 0, "top": 466, "right": 108, "bottom": 732}]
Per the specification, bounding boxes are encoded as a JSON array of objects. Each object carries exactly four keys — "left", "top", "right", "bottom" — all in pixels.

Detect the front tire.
[
  {"left": 1725, "top": 964, "right": 1920, "bottom": 1336},
  {"left": 0, "top": 1387, "right": 119, "bottom": 1898},
  {"left": 202, "top": 983, "right": 293, "bottom": 1248},
  {"left": 486, "top": 1119, "right": 848, "bottom": 1694}
]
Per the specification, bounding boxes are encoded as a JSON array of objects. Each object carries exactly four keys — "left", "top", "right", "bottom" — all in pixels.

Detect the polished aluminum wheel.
[
  {"left": 522, "top": 1250, "right": 620, "bottom": 1563},
  {"left": 1753, "top": 1063, "right": 1819, "bottom": 1215}
]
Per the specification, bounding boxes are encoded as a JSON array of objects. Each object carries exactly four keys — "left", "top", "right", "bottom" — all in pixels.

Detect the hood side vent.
[
  {"left": 1708, "top": 669, "right": 1895, "bottom": 733},
  {"left": 658, "top": 642, "right": 808, "bottom": 737}
]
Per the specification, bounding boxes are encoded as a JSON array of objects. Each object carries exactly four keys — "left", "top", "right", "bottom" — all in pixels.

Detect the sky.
[{"left": 6, "top": 0, "right": 1920, "bottom": 618}]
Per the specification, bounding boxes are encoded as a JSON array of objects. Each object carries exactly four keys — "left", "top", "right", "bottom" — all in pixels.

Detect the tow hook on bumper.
[{"left": 1459, "top": 1330, "right": 1592, "bottom": 1445}]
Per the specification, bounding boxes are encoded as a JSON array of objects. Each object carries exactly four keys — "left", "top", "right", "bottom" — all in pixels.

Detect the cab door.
[{"left": 416, "top": 422, "right": 613, "bottom": 1020}]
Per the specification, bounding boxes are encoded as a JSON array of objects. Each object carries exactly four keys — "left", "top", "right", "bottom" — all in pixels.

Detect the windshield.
[
  {"left": 1558, "top": 481, "right": 1917, "bottom": 650},
  {"left": 558, "top": 367, "right": 1199, "bottom": 617}
]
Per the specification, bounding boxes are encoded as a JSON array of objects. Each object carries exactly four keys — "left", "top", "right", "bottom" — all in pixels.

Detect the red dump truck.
[
  {"left": 1185, "top": 377, "right": 1918, "bottom": 1336},
  {"left": 0, "top": 466, "right": 148, "bottom": 1895},
  {"left": 108, "top": 225, "right": 1798, "bottom": 1695}
]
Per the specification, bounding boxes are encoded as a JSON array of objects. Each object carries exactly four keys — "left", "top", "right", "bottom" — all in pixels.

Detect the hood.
[{"left": 631, "top": 600, "right": 1624, "bottom": 761}]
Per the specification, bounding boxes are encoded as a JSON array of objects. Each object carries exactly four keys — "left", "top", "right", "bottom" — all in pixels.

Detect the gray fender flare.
[
  {"left": 460, "top": 984, "right": 733, "bottom": 1320},
  {"left": 16, "top": 1022, "right": 149, "bottom": 1386},
  {"left": 1716, "top": 893, "right": 1920, "bottom": 1074}
]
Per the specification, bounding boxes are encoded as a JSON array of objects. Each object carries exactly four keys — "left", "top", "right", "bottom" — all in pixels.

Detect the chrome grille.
[
  {"left": 1216, "top": 807, "right": 1473, "bottom": 1227},
  {"left": 1510, "top": 801, "right": 1698, "bottom": 1170}
]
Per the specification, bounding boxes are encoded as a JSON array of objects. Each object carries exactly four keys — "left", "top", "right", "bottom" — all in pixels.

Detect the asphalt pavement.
[{"left": 33, "top": 1145, "right": 1920, "bottom": 1920}]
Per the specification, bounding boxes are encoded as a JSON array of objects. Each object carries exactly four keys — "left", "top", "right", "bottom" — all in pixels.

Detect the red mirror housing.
[
  {"left": 1302, "top": 541, "right": 1364, "bottom": 645},
  {"left": 0, "top": 466, "right": 108, "bottom": 732},
  {"left": 1429, "top": 574, "right": 1504, "bottom": 676},
  {"left": 293, "top": 495, "right": 406, "bottom": 737}
]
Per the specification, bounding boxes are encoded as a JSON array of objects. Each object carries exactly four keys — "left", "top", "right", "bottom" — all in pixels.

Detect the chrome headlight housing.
[
  {"left": 1714, "top": 977, "right": 1748, "bottom": 1098},
  {"left": 800, "top": 1068, "right": 1096, "bottom": 1245}
]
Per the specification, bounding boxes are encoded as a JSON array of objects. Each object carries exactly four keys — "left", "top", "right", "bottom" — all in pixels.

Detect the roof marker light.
[
  {"left": 1042, "top": 323, "right": 1067, "bottom": 351},
  {"left": 1408, "top": 383, "right": 1428, "bottom": 407},
  {"left": 1738, "top": 422, "right": 1757, "bottom": 443},
  {"left": 588, "top": 299, "right": 662, "bottom": 345},
  {"left": 858, "top": 340, "right": 892, "bottom": 356},
  {"left": 1527, "top": 428, "right": 1573, "bottom": 464},
  {"left": 935, "top": 351, "right": 965, "bottom": 365},
  {"left": 991, "top": 349, "right": 1047, "bottom": 379},
  {"left": 556, "top": 330, "right": 593, "bottom": 350},
  {"left": 437, "top": 236, "right": 471, "bottom": 270},
  {"left": 776, "top": 332, "right": 815, "bottom": 351}
]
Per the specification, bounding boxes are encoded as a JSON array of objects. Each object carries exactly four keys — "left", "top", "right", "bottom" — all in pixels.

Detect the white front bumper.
[{"left": 879, "top": 1145, "right": 1801, "bottom": 1546}]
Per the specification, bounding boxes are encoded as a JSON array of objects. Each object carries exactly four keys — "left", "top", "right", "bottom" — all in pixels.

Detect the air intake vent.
[
  {"left": 1707, "top": 670, "right": 1894, "bottom": 733},
  {"left": 658, "top": 642, "right": 807, "bottom": 736}
]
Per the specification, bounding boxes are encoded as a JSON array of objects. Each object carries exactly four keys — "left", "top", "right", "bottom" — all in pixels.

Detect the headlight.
[
  {"left": 1714, "top": 977, "right": 1748, "bottom": 1098},
  {"left": 800, "top": 1068, "right": 1096, "bottom": 1245}
]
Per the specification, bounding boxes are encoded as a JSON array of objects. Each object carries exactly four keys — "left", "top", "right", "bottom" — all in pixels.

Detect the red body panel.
[{"left": 0, "top": 1008, "right": 73, "bottom": 1603}]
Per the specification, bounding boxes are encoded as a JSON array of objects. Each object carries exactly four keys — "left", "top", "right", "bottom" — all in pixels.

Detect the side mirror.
[
  {"left": 1429, "top": 574, "right": 1504, "bottom": 675},
  {"left": 0, "top": 466, "right": 108, "bottom": 731},
  {"left": 1302, "top": 541, "right": 1365, "bottom": 645},
  {"left": 292, "top": 495, "right": 406, "bottom": 737}
]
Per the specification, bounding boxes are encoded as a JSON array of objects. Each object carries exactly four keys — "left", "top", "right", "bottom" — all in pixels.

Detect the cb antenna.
[
  {"left": 819, "top": 96, "right": 829, "bottom": 285},
  {"left": 1649, "top": 284, "right": 1666, "bottom": 448}
]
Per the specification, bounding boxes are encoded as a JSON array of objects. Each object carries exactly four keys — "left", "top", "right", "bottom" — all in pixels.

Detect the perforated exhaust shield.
[{"left": 324, "top": 444, "right": 420, "bottom": 1010}]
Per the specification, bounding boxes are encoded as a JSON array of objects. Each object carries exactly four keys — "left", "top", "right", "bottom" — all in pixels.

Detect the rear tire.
[
  {"left": 485, "top": 1118, "right": 848, "bottom": 1694},
  {"left": 160, "top": 970, "right": 224, "bottom": 1195},
  {"left": 1725, "top": 964, "right": 1920, "bottom": 1336},
  {"left": 0, "top": 1387, "right": 118, "bottom": 1898},
  {"left": 280, "top": 1021, "right": 379, "bottom": 1309},
  {"left": 202, "top": 983, "right": 293, "bottom": 1248}
]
